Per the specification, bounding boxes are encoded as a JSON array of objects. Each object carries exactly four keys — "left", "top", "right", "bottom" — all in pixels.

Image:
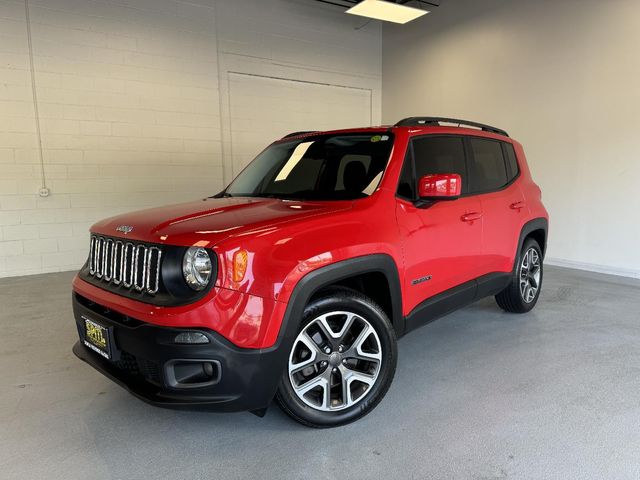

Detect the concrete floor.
[{"left": 1, "top": 266, "right": 640, "bottom": 479}]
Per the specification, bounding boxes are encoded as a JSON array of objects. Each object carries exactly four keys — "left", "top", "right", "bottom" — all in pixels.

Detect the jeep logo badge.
[{"left": 116, "top": 225, "right": 133, "bottom": 234}]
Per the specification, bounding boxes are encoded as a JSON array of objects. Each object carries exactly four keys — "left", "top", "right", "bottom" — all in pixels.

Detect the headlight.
[{"left": 182, "top": 247, "right": 212, "bottom": 291}]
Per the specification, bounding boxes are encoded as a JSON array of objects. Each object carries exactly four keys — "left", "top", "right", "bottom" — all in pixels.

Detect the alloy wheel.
[
  {"left": 519, "top": 247, "right": 541, "bottom": 303},
  {"left": 288, "top": 311, "right": 382, "bottom": 412}
]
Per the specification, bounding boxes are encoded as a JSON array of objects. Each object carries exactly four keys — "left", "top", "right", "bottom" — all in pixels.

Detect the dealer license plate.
[{"left": 83, "top": 316, "right": 111, "bottom": 360}]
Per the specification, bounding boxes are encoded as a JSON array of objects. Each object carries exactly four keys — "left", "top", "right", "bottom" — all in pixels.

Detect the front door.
[{"left": 395, "top": 135, "right": 485, "bottom": 317}]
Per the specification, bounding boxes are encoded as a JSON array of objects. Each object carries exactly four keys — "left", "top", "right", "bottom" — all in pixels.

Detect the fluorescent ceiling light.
[{"left": 346, "top": 0, "right": 428, "bottom": 24}]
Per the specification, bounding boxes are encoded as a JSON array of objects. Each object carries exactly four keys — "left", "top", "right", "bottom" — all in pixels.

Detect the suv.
[{"left": 72, "top": 117, "right": 548, "bottom": 427}]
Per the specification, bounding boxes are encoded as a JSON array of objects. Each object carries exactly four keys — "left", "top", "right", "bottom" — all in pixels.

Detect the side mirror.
[{"left": 418, "top": 173, "right": 462, "bottom": 200}]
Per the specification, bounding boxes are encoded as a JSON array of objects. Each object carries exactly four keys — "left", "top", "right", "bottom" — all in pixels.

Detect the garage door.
[{"left": 228, "top": 72, "right": 372, "bottom": 177}]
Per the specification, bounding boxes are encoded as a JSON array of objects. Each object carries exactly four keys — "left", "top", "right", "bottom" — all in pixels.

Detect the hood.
[{"left": 92, "top": 197, "right": 353, "bottom": 246}]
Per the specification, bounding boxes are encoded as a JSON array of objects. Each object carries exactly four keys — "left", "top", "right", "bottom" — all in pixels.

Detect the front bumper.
[{"left": 72, "top": 293, "right": 287, "bottom": 412}]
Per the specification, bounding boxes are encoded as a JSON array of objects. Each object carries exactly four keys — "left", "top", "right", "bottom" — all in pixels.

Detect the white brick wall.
[{"left": 0, "top": 0, "right": 382, "bottom": 277}]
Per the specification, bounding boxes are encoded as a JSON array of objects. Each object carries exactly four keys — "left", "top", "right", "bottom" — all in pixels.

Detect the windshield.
[{"left": 223, "top": 133, "right": 394, "bottom": 201}]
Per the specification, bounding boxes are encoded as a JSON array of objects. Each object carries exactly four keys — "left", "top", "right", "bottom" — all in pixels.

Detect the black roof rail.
[
  {"left": 394, "top": 117, "right": 509, "bottom": 137},
  {"left": 282, "top": 130, "right": 319, "bottom": 139}
]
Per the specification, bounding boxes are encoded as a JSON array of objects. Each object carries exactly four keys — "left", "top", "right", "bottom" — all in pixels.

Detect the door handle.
[
  {"left": 461, "top": 212, "right": 483, "bottom": 222},
  {"left": 510, "top": 201, "right": 526, "bottom": 210}
]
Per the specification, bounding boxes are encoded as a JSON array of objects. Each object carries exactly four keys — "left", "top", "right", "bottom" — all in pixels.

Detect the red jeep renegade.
[{"left": 72, "top": 117, "right": 548, "bottom": 427}]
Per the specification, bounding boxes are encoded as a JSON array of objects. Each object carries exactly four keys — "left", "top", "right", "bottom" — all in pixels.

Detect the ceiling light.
[{"left": 346, "top": 0, "right": 428, "bottom": 24}]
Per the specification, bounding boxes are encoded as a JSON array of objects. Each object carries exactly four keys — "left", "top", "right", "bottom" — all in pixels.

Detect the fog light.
[{"left": 174, "top": 331, "right": 209, "bottom": 344}]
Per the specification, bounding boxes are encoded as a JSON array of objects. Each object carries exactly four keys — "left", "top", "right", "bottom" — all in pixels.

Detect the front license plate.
[{"left": 83, "top": 316, "right": 111, "bottom": 360}]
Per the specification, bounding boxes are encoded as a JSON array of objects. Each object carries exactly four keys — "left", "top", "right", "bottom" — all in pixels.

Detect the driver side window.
[{"left": 397, "top": 136, "right": 467, "bottom": 199}]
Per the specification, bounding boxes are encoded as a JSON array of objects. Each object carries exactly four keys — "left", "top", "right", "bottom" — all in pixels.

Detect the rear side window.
[
  {"left": 503, "top": 142, "right": 520, "bottom": 181},
  {"left": 467, "top": 138, "right": 508, "bottom": 193}
]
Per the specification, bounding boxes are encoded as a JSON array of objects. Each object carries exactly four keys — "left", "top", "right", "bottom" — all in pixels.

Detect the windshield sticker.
[{"left": 370, "top": 135, "right": 381, "bottom": 143}]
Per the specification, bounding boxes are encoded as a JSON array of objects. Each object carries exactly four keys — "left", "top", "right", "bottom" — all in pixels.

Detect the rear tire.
[
  {"left": 495, "top": 238, "right": 543, "bottom": 313},
  {"left": 276, "top": 288, "right": 397, "bottom": 428}
]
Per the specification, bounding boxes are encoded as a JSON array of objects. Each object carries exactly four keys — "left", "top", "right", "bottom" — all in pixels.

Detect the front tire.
[
  {"left": 495, "top": 238, "right": 543, "bottom": 313},
  {"left": 276, "top": 288, "right": 397, "bottom": 428}
]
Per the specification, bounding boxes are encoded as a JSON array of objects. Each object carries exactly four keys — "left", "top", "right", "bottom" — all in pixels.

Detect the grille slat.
[
  {"left": 112, "top": 241, "right": 124, "bottom": 285},
  {"left": 146, "top": 247, "right": 161, "bottom": 294},
  {"left": 89, "top": 236, "right": 96, "bottom": 274},
  {"left": 89, "top": 235, "right": 162, "bottom": 295}
]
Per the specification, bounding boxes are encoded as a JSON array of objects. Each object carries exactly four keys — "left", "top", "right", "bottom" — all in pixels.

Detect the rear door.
[
  {"left": 465, "top": 137, "right": 525, "bottom": 274},
  {"left": 395, "top": 135, "right": 485, "bottom": 315}
]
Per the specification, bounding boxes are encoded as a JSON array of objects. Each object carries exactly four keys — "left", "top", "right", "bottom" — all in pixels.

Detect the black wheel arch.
[
  {"left": 276, "top": 254, "right": 404, "bottom": 342},
  {"left": 517, "top": 218, "right": 548, "bottom": 261}
]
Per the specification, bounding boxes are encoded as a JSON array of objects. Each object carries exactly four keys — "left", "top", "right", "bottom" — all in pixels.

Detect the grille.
[{"left": 89, "top": 235, "right": 162, "bottom": 295}]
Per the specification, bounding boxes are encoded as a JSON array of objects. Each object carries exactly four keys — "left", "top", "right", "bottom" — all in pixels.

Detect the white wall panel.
[
  {"left": 383, "top": 0, "right": 640, "bottom": 278},
  {"left": 228, "top": 73, "right": 371, "bottom": 176}
]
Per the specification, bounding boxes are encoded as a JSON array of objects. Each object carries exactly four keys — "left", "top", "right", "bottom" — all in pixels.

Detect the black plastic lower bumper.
[{"left": 72, "top": 293, "right": 287, "bottom": 412}]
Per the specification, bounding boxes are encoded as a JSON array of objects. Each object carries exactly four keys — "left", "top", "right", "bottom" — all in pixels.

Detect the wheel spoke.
[
  {"left": 318, "top": 312, "right": 357, "bottom": 340},
  {"left": 349, "top": 370, "right": 376, "bottom": 386},
  {"left": 321, "top": 380, "right": 330, "bottom": 409},
  {"left": 290, "top": 358, "right": 316, "bottom": 375},
  {"left": 340, "top": 313, "right": 358, "bottom": 339},
  {"left": 294, "top": 370, "right": 331, "bottom": 409},
  {"left": 340, "top": 370, "right": 352, "bottom": 407},
  {"left": 295, "top": 373, "right": 324, "bottom": 395},
  {"left": 300, "top": 331, "right": 322, "bottom": 355},
  {"left": 313, "top": 317, "right": 331, "bottom": 340},
  {"left": 526, "top": 285, "right": 535, "bottom": 302},
  {"left": 289, "top": 332, "right": 320, "bottom": 374},
  {"left": 351, "top": 350, "right": 381, "bottom": 364},
  {"left": 344, "top": 324, "right": 382, "bottom": 363},
  {"left": 352, "top": 323, "right": 371, "bottom": 349},
  {"left": 339, "top": 369, "right": 377, "bottom": 408},
  {"left": 355, "top": 326, "right": 382, "bottom": 362}
]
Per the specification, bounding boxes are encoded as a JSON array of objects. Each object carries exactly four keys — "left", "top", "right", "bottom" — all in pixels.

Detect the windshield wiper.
[{"left": 211, "top": 191, "right": 233, "bottom": 198}]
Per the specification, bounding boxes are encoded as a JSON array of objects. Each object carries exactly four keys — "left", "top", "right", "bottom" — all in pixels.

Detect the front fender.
[{"left": 261, "top": 254, "right": 404, "bottom": 349}]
